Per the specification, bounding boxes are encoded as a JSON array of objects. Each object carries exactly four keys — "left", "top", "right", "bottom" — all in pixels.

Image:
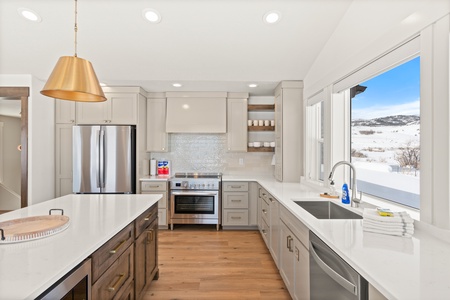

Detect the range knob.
[
  {"left": 190, "top": 184, "right": 196, "bottom": 189},
  {"left": 202, "top": 184, "right": 206, "bottom": 189},
  {"left": 182, "top": 181, "right": 189, "bottom": 188}
]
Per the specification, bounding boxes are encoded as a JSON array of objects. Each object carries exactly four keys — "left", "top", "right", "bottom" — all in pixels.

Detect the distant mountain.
[{"left": 352, "top": 115, "right": 420, "bottom": 127}]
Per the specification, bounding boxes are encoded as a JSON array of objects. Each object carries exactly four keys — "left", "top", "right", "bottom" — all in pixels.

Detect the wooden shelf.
[
  {"left": 247, "top": 147, "right": 274, "bottom": 152},
  {"left": 248, "top": 126, "right": 275, "bottom": 131},
  {"left": 248, "top": 104, "right": 275, "bottom": 111}
]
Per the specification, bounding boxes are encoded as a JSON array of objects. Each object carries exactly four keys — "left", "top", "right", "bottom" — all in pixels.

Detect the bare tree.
[{"left": 396, "top": 141, "right": 420, "bottom": 176}]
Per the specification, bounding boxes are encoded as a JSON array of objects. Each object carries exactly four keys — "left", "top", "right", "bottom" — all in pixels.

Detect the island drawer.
[
  {"left": 92, "top": 244, "right": 134, "bottom": 300},
  {"left": 135, "top": 204, "right": 158, "bottom": 237},
  {"left": 223, "top": 182, "right": 249, "bottom": 192},
  {"left": 91, "top": 222, "right": 134, "bottom": 282},
  {"left": 141, "top": 181, "right": 167, "bottom": 192}
]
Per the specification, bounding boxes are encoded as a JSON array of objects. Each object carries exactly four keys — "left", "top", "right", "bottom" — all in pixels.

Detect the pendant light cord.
[{"left": 74, "top": 0, "right": 78, "bottom": 57}]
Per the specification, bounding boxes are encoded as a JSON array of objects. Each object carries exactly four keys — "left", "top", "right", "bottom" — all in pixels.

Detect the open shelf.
[
  {"left": 248, "top": 126, "right": 275, "bottom": 131},
  {"left": 247, "top": 147, "right": 275, "bottom": 152},
  {"left": 248, "top": 104, "right": 275, "bottom": 111}
]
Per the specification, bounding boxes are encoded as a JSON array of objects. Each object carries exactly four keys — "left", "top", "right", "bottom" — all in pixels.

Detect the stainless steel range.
[{"left": 169, "top": 172, "right": 222, "bottom": 230}]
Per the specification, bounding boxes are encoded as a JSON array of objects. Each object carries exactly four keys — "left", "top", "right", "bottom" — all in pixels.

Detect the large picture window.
[{"left": 350, "top": 57, "right": 420, "bottom": 208}]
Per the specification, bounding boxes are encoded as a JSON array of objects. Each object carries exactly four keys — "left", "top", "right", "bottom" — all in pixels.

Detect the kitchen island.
[
  {"left": 223, "top": 174, "right": 450, "bottom": 300},
  {"left": 0, "top": 194, "right": 161, "bottom": 300}
]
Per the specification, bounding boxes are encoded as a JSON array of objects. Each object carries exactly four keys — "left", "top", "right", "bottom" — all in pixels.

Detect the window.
[
  {"left": 306, "top": 101, "right": 324, "bottom": 182},
  {"left": 350, "top": 57, "right": 420, "bottom": 209}
]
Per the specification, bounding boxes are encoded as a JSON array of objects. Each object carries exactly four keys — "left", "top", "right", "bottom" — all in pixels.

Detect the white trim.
[
  {"left": 333, "top": 36, "right": 420, "bottom": 93},
  {"left": 306, "top": 89, "right": 324, "bottom": 106}
]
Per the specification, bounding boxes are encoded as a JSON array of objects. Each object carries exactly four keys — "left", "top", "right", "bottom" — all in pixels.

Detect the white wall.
[
  {"left": 0, "top": 75, "right": 55, "bottom": 205},
  {"left": 304, "top": 0, "right": 450, "bottom": 98}
]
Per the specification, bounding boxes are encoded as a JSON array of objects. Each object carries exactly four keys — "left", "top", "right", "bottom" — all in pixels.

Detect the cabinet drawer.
[
  {"left": 92, "top": 244, "right": 134, "bottom": 300},
  {"left": 259, "top": 187, "right": 269, "bottom": 201},
  {"left": 141, "top": 181, "right": 167, "bottom": 192},
  {"left": 260, "top": 219, "right": 269, "bottom": 247},
  {"left": 223, "top": 209, "right": 249, "bottom": 226},
  {"left": 135, "top": 204, "right": 158, "bottom": 237},
  {"left": 223, "top": 182, "right": 249, "bottom": 192},
  {"left": 223, "top": 192, "right": 249, "bottom": 209},
  {"left": 280, "top": 205, "right": 309, "bottom": 249},
  {"left": 261, "top": 197, "right": 270, "bottom": 224},
  {"left": 91, "top": 222, "right": 134, "bottom": 282}
]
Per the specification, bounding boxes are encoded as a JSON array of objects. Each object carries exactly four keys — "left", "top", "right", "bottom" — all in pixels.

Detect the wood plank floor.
[{"left": 143, "top": 225, "right": 291, "bottom": 300}]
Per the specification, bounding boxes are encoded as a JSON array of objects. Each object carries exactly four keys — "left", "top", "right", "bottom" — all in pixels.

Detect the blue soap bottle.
[{"left": 342, "top": 183, "right": 350, "bottom": 204}]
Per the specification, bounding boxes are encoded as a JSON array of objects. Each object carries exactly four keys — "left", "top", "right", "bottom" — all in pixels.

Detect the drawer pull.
[
  {"left": 107, "top": 273, "right": 125, "bottom": 292},
  {"left": 262, "top": 209, "right": 267, "bottom": 214},
  {"left": 269, "top": 197, "right": 274, "bottom": 202},
  {"left": 148, "top": 185, "right": 160, "bottom": 188},
  {"left": 230, "top": 199, "right": 241, "bottom": 202},
  {"left": 109, "top": 240, "right": 126, "bottom": 254},
  {"left": 144, "top": 212, "right": 153, "bottom": 221},
  {"left": 230, "top": 185, "right": 242, "bottom": 188},
  {"left": 231, "top": 216, "right": 241, "bottom": 220},
  {"left": 262, "top": 229, "right": 267, "bottom": 234},
  {"left": 147, "top": 229, "right": 154, "bottom": 244}
]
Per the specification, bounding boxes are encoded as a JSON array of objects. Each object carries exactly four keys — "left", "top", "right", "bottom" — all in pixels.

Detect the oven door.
[{"left": 170, "top": 190, "right": 219, "bottom": 220}]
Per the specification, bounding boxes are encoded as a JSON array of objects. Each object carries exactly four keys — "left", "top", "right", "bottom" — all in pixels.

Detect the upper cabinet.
[
  {"left": 147, "top": 94, "right": 169, "bottom": 152},
  {"left": 227, "top": 93, "right": 248, "bottom": 152},
  {"left": 55, "top": 101, "right": 76, "bottom": 124},
  {"left": 274, "top": 81, "right": 303, "bottom": 182},
  {"left": 76, "top": 87, "right": 144, "bottom": 125}
]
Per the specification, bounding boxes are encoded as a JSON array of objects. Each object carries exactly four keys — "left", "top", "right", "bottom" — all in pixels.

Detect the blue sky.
[{"left": 352, "top": 56, "right": 420, "bottom": 120}]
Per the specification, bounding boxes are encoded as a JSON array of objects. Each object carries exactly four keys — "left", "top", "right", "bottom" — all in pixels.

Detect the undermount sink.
[{"left": 294, "top": 200, "right": 362, "bottom": 220}]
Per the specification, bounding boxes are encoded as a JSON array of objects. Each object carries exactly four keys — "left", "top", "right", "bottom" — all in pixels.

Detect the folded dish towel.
[
  {"left": 363, "top": 208, "right": 414, "bottom": 237},
  {"left": 363, "top": 208, "right": 414, "bottom": 224}
]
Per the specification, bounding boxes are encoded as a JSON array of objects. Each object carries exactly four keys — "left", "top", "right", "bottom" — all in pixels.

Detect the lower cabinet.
[
  {"left": 279, "top": 206, "right": 310, "bottom": 300},
  {"left": 141, "top": 181, "right": 169, "bottom": 229},
  {"left": 134, "top": 205, "right": 159, "bottom": 300},
  {"left": 90, "top": 203, "right": 158, "bottom": 300}
]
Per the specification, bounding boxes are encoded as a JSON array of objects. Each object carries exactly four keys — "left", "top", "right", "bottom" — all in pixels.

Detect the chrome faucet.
[{"left": 328, "top": 161, "right": 362, "bottom": 207}]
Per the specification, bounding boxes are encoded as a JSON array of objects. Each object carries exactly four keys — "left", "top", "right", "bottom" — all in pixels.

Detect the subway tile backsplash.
[{"left": 150, "top": 133, "right": 274, "bottom": 175}]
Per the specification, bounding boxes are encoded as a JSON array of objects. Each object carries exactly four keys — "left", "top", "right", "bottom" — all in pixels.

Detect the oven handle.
[{"left": 171, "top": 191, "right": 218, "bottom": 196}]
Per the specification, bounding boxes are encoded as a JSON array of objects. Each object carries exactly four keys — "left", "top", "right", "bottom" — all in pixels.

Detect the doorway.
[{"left": 0, "top": 87, "right": 29, "bottom": 210}]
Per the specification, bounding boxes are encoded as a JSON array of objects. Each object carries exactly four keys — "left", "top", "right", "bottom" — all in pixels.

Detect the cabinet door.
[
  {"left": 294, "top": 242, "right": 310, "bottom": 300},
  {"left": 55, "top": 124, "right": 73, "bottom": 197},
  {"left": 109, "top": 93, "right": 138, "bottom": 124},
  {"left": 227, "top": 98, "right": 247, "bottom": 152},
  {"left": 269, "top": 196, "right": 280, "bottom": 267},
  {"left": 279, "top": 221, "right": 295, "bottom": 296},
  {"left": 76, "top": 101, "right": 109, "bottom": 124},
  {"left": 55, "top": 101, "right": 76, "bottom": 124},
  {"left": 135, "top": 219, "right": 158, "bottom": 300},
  {"left": 275, "top": 92, "right": 283, "bottom": 181},
  {"left": 147, "top": 98, "right": 169, "bottom": 152}
]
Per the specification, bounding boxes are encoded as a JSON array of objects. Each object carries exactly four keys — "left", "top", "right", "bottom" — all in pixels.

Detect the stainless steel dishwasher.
[{"left": 309, "top": 232, "right": 368, "bottom": 300}]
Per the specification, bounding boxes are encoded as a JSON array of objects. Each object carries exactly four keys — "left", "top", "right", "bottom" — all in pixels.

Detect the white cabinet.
[
  {"left": 55, "top": 101, "right": 76, "bottom": 124},
  {"left": 257, "top": 185, "right": 280, "bottom": 267},
  {"left": 55, "top": 124, "right": 73, "bottom": 197},
  {"left": 76, "top": 92, "right": 138, "bottom": 124},
  {"left": 147, "top": 97, "right": 169, "bottom": 152},
  {"left": 279, "top": 205, "right": 310, "bottom": 300},
  {"left": 140, "top": 180, "right": 169, "bottom": 229},
  {"left": 222, "top": 181, "right": 249, "bottom": 227},
  {"left": 274, "top": 81, "right": 303, "bottom": 182},
  {"left": 226, "top": 96, "right": 248, "bottom": 152}
]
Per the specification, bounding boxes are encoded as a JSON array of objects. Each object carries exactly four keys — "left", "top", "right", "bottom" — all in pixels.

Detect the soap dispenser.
[{"left": 342, "top": 183, "right": 350, "bottom": 204}]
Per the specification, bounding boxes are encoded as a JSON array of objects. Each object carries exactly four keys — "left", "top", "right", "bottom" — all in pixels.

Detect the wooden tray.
[{"left": 0, "top": 215, "right": 70, "bottom": 244}]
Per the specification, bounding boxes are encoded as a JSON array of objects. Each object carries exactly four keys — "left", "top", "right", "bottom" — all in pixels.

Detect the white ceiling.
[{"left": 0, "top": 0, "right": 354, "bottom": 96}]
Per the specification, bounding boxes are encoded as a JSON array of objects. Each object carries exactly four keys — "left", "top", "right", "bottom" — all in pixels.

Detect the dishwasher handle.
[{"left": 310, "top": 241, "right": 357, "bottom": 296}]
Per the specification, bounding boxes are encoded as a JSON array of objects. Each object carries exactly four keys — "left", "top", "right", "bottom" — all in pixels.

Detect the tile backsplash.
[{"left": 149, "top": 133, "right": 274, "bottom": 175}]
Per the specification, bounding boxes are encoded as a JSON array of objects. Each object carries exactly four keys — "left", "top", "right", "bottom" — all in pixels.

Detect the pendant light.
[{"left": 41, "top": 0, "right": 106, "bottom": 102}]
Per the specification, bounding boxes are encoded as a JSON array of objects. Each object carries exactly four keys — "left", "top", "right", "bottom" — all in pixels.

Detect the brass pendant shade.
[{"left": 41, "top": 56, "right": 106, "bottom": 102}]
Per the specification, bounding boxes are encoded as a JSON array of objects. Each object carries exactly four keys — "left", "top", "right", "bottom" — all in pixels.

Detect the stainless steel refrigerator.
[{"left": 73, "top": 125, "right": 136, "bottom": 194}]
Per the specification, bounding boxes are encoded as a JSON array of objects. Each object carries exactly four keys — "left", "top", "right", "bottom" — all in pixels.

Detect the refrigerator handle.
[{"left": 99, "top": 129, "right": 105, "bottom": 188}]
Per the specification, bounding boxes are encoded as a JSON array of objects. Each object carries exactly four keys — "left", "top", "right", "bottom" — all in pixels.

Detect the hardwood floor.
[{"left": 144, "top": 225, "right": 291, "bottom": 300}]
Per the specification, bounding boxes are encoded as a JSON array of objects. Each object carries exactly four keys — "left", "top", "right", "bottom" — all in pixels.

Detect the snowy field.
[{"left": 351, "top": 122, "right": 420, "bottom": 208}]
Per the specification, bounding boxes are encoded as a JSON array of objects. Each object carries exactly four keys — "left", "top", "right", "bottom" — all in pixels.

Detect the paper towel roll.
[{"left": 150, "top": 159, "right": 157, "bottom": 176}]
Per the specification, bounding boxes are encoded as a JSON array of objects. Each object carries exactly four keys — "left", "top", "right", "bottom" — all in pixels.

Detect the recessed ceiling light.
[
  {"left": 172, "top": 83, "right": 182, "bottom": 87},
  {"left": 142, "top": 8, "right": 161, "bottom": 23},
  {"left": 17, "top": 8, "right": 42, "bottom": 22},
  {"left": 263, "top": 11, "right": 281, "bottom": 24},
  {"left": 248, "top": 83, "right": 258, "bottom": 88}
]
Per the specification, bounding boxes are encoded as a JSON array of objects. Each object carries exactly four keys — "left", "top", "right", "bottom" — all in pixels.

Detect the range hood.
[{"left": 165, "top": 92, "right": 227, "bottom": 133}]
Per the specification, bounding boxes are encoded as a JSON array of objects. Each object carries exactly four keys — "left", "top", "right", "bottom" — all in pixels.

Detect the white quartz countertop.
[
  {"left": 222, "top": 174, "right": 450, "bottom": 300},
  {"left": 0, "top": 194, "right": 161, "bottom": 300}
]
